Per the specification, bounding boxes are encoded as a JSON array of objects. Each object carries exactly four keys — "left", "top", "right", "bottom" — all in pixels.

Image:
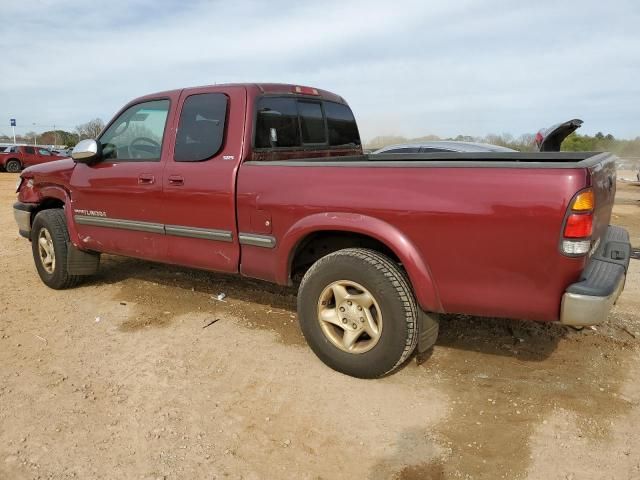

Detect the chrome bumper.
[
  {"left": 560, "top": 275, "right": 625, "bottom": 326},
  {"left": 560, "top": 225, "right": 630, "bottom": 326},
  {"left": 13, "top": 202, "right": 35, "bottom": 239}
]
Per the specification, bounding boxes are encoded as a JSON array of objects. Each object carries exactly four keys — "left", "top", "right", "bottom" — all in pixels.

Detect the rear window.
[
  {"left": 298, "top": 101, "right": 326, "bottom": 144},
  {"left": 255, "top": 98, "right": 300, "bottom": 148},
  {"left": 175, "top": 93, "right": 228, "bottom": 162},
  {"left": 325, "top": 102, "right": 360, "bottom": 146},
  {"left": 254, "top": 97, "right": 360, "bottom": 149}
]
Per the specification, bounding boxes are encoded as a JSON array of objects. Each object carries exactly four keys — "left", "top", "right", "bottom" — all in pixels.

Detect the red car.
[
  {"left": 1, "top": 145, "right": 64, "bottom": 172},
  {"left": 13, "top": 83, "right": 631, "bottom": 378}
]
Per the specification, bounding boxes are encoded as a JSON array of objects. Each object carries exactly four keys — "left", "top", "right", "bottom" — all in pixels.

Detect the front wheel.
[
  {"left": 297, "top": 248, "right": 419, "bottom": 378},
  {"left": 5, "top": 159, "right": 21, "bottom": 173},
  {"left": 31, "top": 209, "right": 81, "bottom": 289}
]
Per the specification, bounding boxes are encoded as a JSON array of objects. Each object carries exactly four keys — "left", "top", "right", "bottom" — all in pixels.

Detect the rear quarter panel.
[{"left": 237, "top": 164, "right": 589, "bottom": 321}]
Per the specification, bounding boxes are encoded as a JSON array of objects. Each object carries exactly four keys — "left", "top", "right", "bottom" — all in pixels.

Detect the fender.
[
  {"left": 278, "top": 212, "right": 443, "bottom": 313},
  {"left": 32, "top": 185, "right": 82, "bottom": 249}
]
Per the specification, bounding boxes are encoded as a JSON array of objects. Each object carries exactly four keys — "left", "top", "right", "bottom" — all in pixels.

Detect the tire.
[
  {"left": 31, "top": 209, "right": 81, "bottom": 289},
  {"left": 297, "top": 248, "right": 419, "bottom": 378},
  {"left": 5, "top": 159, "right": 21, "bottom": 173}
]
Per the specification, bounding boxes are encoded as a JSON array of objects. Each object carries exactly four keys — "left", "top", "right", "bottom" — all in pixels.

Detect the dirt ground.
[{"left": 1, "top": 173, "right": 639, "bottom": 480}]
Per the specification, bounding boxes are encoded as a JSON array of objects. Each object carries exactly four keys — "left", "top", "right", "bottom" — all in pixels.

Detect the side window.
[
  {"left": 324, "top": 102, "right": 360, "bottom": 147},
  {"left": 38, "top": 149, "right": 52, "bottom": 156},
  {"left": 255, "top": 98, "right": 300, "bottom": 148},
  {"left": 298, "top": 101, "right": 326, "bottom": 144},
  {"left": 99, "top": 99, "right": 170, "bottom": 162},
  {"left": 24, "top": 147, "right": 35, "bottom": 154},
  {"left": 175, "top": 93, "right": 228, "bottom": 162}
]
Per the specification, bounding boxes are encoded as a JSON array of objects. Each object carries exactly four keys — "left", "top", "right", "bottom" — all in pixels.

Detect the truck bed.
[{"left": 237, "top": 151, "right": 618, "bottom": 322}]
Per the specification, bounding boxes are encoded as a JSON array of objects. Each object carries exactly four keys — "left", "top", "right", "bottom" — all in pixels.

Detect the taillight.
[
  {"left": 564, "top": 214, "right": 593, "bottom": 238},
  {"left": 561, "top": 188, "right": 594, "bottom": 256},
  {"left": 572, "top": 190, "right": 594, "bottom": 211}
]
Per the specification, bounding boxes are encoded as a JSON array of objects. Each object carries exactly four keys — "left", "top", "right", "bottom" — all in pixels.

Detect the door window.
[
  {"left": 38, "top": 148, "right": 52, "bottom": 156},
  {"left": 174, "top": 93, "right": 228, "bottom": 162},
  {"left": 24, "top": 147, "right": 35, "bottom": 154},
  {"left": 99, "top": 99, "right": 170, "bottom": 162}
]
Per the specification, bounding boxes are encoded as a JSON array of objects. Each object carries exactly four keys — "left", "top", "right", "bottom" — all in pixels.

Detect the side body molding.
[{"left": 278, "top": 212, "right": 443, "bottom": 313}]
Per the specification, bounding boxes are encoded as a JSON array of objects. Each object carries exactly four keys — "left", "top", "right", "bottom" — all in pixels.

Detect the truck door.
[
  {"left": 69, "top": 96, "right": 176, "bottom": 261},
  {"left": 160, "top": 86, "right": 244, "bottom": 273}
]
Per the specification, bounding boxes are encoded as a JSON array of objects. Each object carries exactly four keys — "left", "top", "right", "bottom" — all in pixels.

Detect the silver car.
[{"left": 373, "top": 141, "right": 517, "bottom": 154}]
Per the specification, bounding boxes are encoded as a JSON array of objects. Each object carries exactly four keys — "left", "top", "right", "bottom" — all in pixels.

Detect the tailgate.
[{"left": 588, "top": 153, "right": 618, "bottom": 254}]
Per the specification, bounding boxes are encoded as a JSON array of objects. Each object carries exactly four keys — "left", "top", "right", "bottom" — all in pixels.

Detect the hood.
[{"left": 21, "top": 157, "right": 76, "bottom": 178}]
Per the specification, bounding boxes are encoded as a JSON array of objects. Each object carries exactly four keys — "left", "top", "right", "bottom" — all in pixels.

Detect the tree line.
[{"left": 0, "top": 118, "right": 105, "bottom": 147}]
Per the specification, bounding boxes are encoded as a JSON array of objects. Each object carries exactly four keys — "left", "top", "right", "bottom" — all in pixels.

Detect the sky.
[{"left": 1, "top": 0, "right": 639, "bottom": 142}]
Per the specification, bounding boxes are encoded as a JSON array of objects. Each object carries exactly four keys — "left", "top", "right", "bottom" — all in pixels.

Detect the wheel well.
[
  {"left": 290, "top": 231, "right": 401, "bottom": 283},
  {"left": 32, "top": 198, "right": 65, "bottom": 224}
]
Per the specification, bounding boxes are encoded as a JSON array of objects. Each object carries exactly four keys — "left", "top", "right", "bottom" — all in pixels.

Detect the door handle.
[
  {"left": 168, "top": 175, "right": 184, "bottom": 186},
  {"left": 138, "top": 173, "right": 155, "bottom": 185}
]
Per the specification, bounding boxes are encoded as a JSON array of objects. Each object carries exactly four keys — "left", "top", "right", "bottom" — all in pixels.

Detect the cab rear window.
[
  {"left": 255, "top": 98, "right": 300, "bottom": 148},
  {"left": 324, "top": 102, "right": 359, "bottom": 147},
  {"left": 254, "top": 97, "right": 360, "bottom": 149}
]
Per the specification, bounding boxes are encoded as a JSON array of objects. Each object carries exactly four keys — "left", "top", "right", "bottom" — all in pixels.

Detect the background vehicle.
[
  {"left": 51, "top": 148, "right": 74, "bottom": 157},
  {"left": 374, "top": 141, "right": 516, "bottom": 154},
  {"left": 1, "top": 145, "right": 64, "bottom": 172},
  {"left": 535, "top": 118, "right": 583, "bottom": 151},
  {"left": 374, "top": 118, "right": 585, "bottom": 154},
  {"left": 14, "top": 84, "right": 630, "bottom": 378}
]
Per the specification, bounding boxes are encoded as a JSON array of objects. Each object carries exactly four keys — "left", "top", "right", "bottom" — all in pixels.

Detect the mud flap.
[
  {"left": 67, "top": 242, "right": 100, "bottom": 275},
  {"left": 418, "top": 311, "right": 440, "bottom": 353}
]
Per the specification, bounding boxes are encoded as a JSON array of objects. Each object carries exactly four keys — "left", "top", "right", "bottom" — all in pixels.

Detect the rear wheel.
[
  {"left": 5, "top": 159, "right": 21, "bottom": 173},
  {"left": 31, "top": 209, "right": 81, "bottom": 289},
  {"left": 297, "top": 248, "right": 419, "bottom": 378}
]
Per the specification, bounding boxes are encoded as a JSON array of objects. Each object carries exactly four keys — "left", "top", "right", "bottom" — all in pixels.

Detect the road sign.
[{"left": 10, "top": 118, "right": 16, "bottom": 127}]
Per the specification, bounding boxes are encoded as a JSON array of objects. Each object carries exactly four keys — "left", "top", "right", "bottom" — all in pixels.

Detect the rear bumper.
[
  {"left": 560, "top": 226, "right": 631, "bottom": 326},
  {"left": 13, "top": 202, "right": 36, "bottom": 239}
]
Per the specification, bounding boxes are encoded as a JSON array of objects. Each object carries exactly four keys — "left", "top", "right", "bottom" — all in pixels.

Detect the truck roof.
[{"left": 135, "top": 83, "right": 347, "bottom": 105}]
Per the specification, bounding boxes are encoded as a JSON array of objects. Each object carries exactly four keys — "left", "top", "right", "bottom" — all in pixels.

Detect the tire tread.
[
  {"left": 32, "top": 209, "right": 81, "bottom": 289},
  {"left": 299, "top": 248, "right": 419, "bottom": 377}
]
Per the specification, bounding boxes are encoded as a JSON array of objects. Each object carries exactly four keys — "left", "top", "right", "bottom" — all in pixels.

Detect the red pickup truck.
[
  {"left": 1, "top": 145, "right": 65, "bottom": 172},
  {"left": 13, "top": 83, "right": 631, "bottom": 378}
]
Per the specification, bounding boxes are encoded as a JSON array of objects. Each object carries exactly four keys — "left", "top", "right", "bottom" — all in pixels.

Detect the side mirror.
[{"left": 71, "top": 139, "right": 101, "bottom": 164}]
